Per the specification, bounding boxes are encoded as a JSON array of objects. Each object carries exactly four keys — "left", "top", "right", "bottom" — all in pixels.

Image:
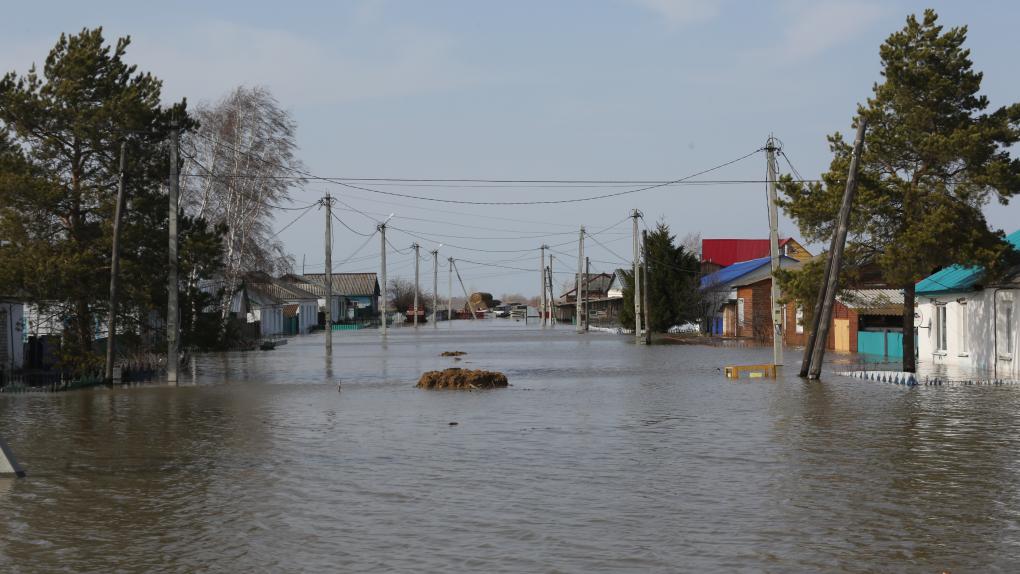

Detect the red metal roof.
[{"left": 701, "top": 238, "right": 790, "bottom": 267}]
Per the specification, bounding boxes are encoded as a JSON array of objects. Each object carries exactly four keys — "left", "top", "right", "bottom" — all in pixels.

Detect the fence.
[{"left": 0, "top": 361, "right": 161, "bottom": 393}]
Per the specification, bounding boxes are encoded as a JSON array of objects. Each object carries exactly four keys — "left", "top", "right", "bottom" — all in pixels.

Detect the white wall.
[
  {"left": 0, "top": 302, "right": 25, "bottom": 371},
  {"left": 918, "top": 288, "right": 1019, "bottom": 377}
]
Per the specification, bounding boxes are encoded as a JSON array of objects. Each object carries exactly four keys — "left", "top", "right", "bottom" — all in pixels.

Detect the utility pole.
[
  {"left": 643, "top": 229, "right": 651, "bottom": 345},
  {"left": 547, "top": 255, "right": 555, "bottom": 326},
  {"left": 105, "top": 141, "right": 127, "bottom": 382},
  {"left": 302, "top": 254, "right": 306, "bottom": 275},
  {"left": 448, "top": 257, "right": 454, "bottom": 325},
  {"left": 324, "top": 194, "right": 333, "bottom": 352},
  {"left": 432, "top": 248, "right": 439, "bottom": 328},
  {"left": 805, "top": 119, "right": 868, "bottom": 380},
  {"left": 766, "top": 136, "right": 784, "bottom": 367},
  {"left": 632, "top": 209, "right": 642, "bottom": 343},
  {"left": 379, "top": 222, "right": 387, "bottom": 336},
  {"left": 584, "top": 256, "right": 590, "bottom": 331},
  {"left": 540, "top": 245, "right": 548, "bottom": 327},
  {"left": 413, "top": 242, "right": 420, "bottom": 327},
  {"left": 453, "top": 260, "right": 478, "bottom": 320},
  {"left": 167, "top": 121, "right": 180, "bottom": 384},
  {"left": 577, "top": 226, "right": 585, "bottom": 334}
]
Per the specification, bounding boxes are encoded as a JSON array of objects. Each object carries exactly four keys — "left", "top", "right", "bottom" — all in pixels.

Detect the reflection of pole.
[
  {"left": 766, "top": 136, "right": 783, "bottom": 366},
  {"left": 432, "top": 249, "right": 438, "bottom": 328},
  {"left": 379, "top": 223, "right": 387, "bottom": 336},
  {"left": 167, "top": 122, "right": 180, "bottom": 384},
  {"left": 453, "top": 260, "right": 478, "bottom": 320},
  {"left": 805, "top": 119, "right": 868, "bottom": 380},
  {"left": 413, "top": 243, "right": 420, "bottom": 327},
  {"left": 324, "top": 194, "right": 333, "bottom": 353},
  {"left": 105, "top": 141, "right": 127, "bottom": 382}
]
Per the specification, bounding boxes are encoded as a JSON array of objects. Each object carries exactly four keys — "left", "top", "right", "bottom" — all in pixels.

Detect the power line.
[
  {"left": 330, "top": 210, "right": 374, "bottom": 237},
  {"left": 188, "top": 131, "right": 767, "bottom": 205}
]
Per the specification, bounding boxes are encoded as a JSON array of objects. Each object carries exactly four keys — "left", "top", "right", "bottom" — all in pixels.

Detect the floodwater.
[{"left": 2, "top": 321, "right": 1020, "bottom": 573}]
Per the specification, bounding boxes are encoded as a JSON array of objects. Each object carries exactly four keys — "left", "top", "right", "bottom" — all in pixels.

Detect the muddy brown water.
[{"left": 2, "top": 321, "right": 1019, "bottom": 572}]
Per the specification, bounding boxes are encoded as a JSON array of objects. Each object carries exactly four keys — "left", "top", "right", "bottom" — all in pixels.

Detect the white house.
[
  {"left": 916, "top": 230, "right": 1020, "bottom": 378},
  {"left": 0, "top": 299, "right": 25, "bottom": 373},
  {"left": 244, "top": 285, "right": 286, "bottom": 338}
]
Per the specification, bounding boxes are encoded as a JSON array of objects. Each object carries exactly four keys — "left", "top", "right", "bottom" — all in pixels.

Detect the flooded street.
[{"left": 3, "top": 321, "right": 1020, "bottom": 572}]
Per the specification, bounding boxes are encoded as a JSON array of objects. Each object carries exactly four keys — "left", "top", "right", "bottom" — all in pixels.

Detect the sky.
[{"left": 3, "top": 1, "right": 1020, "bottom": 297}]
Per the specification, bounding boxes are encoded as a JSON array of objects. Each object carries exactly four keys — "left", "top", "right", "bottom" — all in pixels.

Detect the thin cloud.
[
  {"left": 631, "top": 0, "right": 722, "bottom": 27},
  {"left": 775, "top": 1, "right": 886, "bottom": 62}
]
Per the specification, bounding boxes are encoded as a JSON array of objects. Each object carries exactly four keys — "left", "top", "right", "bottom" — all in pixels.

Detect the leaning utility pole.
[
  {"left": 576, "top": 226, "right": 585, "bottom": 334},
  {"left": 453, "top": 260, "right": 478, "bottom": 320},
  {"left": 412, "top": 243, "right": 420, "bottom": 327},
  {"left": 766, "top": 136, "right": 784, "bottom": 366},
  {"left": 379, "top": 222, "right": 388, "bottom": 336},
  {"left": 105, "top": 141, "right": 127, "bottom": 382},
  {"left": 431, "top": 248, "right": 439, "bottom": 329},
  {"left": 448, "top": 256, "right": 454, "bottom": 325},
  {"left": 540, "top": 245, "right": 548, "bottom": 327},
  {"left": 643, "top": 229, "right": 651, "bottom": 345},
  {"left": 167, "top": 122, "right": 180, "bottom": 384},
  {"left": 324, "top": 194, "right": 333, "bottom": 352},
  {"left": 584, "top": 257, "right": 590, "bottom": 331},
  {"left": 804, "top": 119, "right": 868, "bottom": 380},
  {"left": 632, "top": 209, "right": 642, "bottom": 342}
]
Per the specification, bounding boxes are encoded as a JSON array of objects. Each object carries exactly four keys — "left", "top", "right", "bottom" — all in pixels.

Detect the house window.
[
  {"left": 935, "top": 304, "right": 948, "bottom": 353},
  {"left": 737, "top": 298, "right": 745, "bottom": 327},
  {"left": 957, "top": 302, "right": 969, "bottom": 355},
  {"left": 795, "top": 306, "right": 804, "bottom": 334}
]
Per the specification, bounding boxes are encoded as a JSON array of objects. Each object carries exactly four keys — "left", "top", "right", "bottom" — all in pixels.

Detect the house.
[
  {"left": 243, "top": 273, "right": 319, "bottom": 334},
  {"left": 795, "top": 289, "right": 905, "bottom": 356},
  {"left": 555, "top": 272, "right": 620, "bottom": 323},
  {"left": 915, "top": 230, "right": 1020, "bottom": 377},
  {"left": 701, "top": 238, "right": 812, "bottom": 275},
  {"left": 700, "top": 255, "right": 802, "bottom": 339},
  {"left": 243, "top": 283, "right": 286, "bottom": 338},
  {"left": 0, "top": 298, "right": 25, "bottom": 374},
  {"left": 284, "top": 273, "right": 380, "bottom": 322}
]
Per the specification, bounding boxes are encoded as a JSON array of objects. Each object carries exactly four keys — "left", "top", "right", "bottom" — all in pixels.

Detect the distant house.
[
  {"left": 0, "top": 298, "right": 25, "bottom": 374},
  {"left": 915, "top": 229, "right": 1020, "bottom": 377},
  {"left": 283, "top": 273, "right": 380, "bottom": 322},
  {"left": 243, "top": 273, "right": 319, "bottom": 334},
  {"left": 555, "top": 272, "right": 620, "bottom": 323},
  {"left": 701, "top": 238, "right": 812, "bottom": 275},
  {"left": 243, "top": 282, "right": 286, "bottom": 338},
  {"left": 700, "top": 255, "right": 802, "bottom": 339}
]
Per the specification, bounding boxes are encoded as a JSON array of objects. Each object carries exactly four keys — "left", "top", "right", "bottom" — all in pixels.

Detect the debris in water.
[
  {"left": 417, "top": 368, "right": 508, "bottom": 390},
  {"left": 449, "top": 422, "right": 458, "bottom": 426},
  {"left": 440, "top": 351, "right": 467, "bottom": 357}
]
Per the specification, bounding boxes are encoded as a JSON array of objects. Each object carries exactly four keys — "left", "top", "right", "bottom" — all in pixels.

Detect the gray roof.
[
  {"left": 561, "top": 273, "right": 616, "bottom": 299},
  {"left": 293, "top": 273, "right": 380, "bottom": 297},
  {"left": 243, "top": 272, "right": 319, "bottom": 303},
  {"left": 837, "top": 289, "right": 904, "bottom": 316}
]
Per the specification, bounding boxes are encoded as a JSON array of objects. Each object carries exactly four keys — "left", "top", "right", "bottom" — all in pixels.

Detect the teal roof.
[{"left": 916, "top": 229, "right": 1020, "bottom": 295}]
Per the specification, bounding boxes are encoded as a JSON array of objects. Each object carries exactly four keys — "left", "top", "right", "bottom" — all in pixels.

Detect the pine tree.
[
  {"left": 779, "top": 10, "right": 1020, "bottom": 371},
  {"left": 0, "top": 28, "right": 222, "bottom": 369},
  {"left": 620, "top": 222, "right": 702, "bottom": 332}
]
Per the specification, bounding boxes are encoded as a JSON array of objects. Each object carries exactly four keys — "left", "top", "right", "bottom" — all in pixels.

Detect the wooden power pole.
[
  {"left": 167, "top": 122, "right": 180, "bottom": 384},
  {"left": 413, "top": 242, "right": 420, "bottom": 327},
  {"left": 540, "top": 245, "right": 548, "bottom": 327},
  {"left": 105, "top": 141, "right": 127, "bottom": 382},
  {"left": 643, "top": 229, "right": 651, "bottom": 345},
  {"left": 804, "top": 118, "right": 868, "bottom": 380},
  {"left": 432, "top": 248, "right": 439, "bottom": 329},
  {"left": 379, "top": 222, "right": 387, "bottom": 336},
  {"left": 576, "top": 226, "right": 585, "bottom": 333},
  {"left": 632, "top": 209, "right": 642, "bottom": 342},
  {"left": 766, "top": 136, "right": 784, "bottom": 366},
  {"left": 324, "top": 193, "right": 333, "bottom": 352}
]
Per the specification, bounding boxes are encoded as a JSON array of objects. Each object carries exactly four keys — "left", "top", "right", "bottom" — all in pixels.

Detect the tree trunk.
[{"left": 902, "top": 282, "right": 916, "bottom": 373}]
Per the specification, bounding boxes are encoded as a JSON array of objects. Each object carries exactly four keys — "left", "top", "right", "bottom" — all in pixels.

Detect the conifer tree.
[{"left": 779, "top": 10, "right": 1020, "bottom": 371}]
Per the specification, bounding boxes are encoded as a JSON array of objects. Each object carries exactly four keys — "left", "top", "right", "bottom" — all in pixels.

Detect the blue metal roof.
[
  {"left": 700, "top": 256, "right": 772, "bottom": 289},
  {"left": 916, "top": 229, "right": 1020, "bottom": 295}
]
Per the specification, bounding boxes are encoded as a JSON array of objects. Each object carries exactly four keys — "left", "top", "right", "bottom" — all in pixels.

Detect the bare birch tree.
[{"left": 180, "top": 86, "right": 303, "bottom": 314}]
